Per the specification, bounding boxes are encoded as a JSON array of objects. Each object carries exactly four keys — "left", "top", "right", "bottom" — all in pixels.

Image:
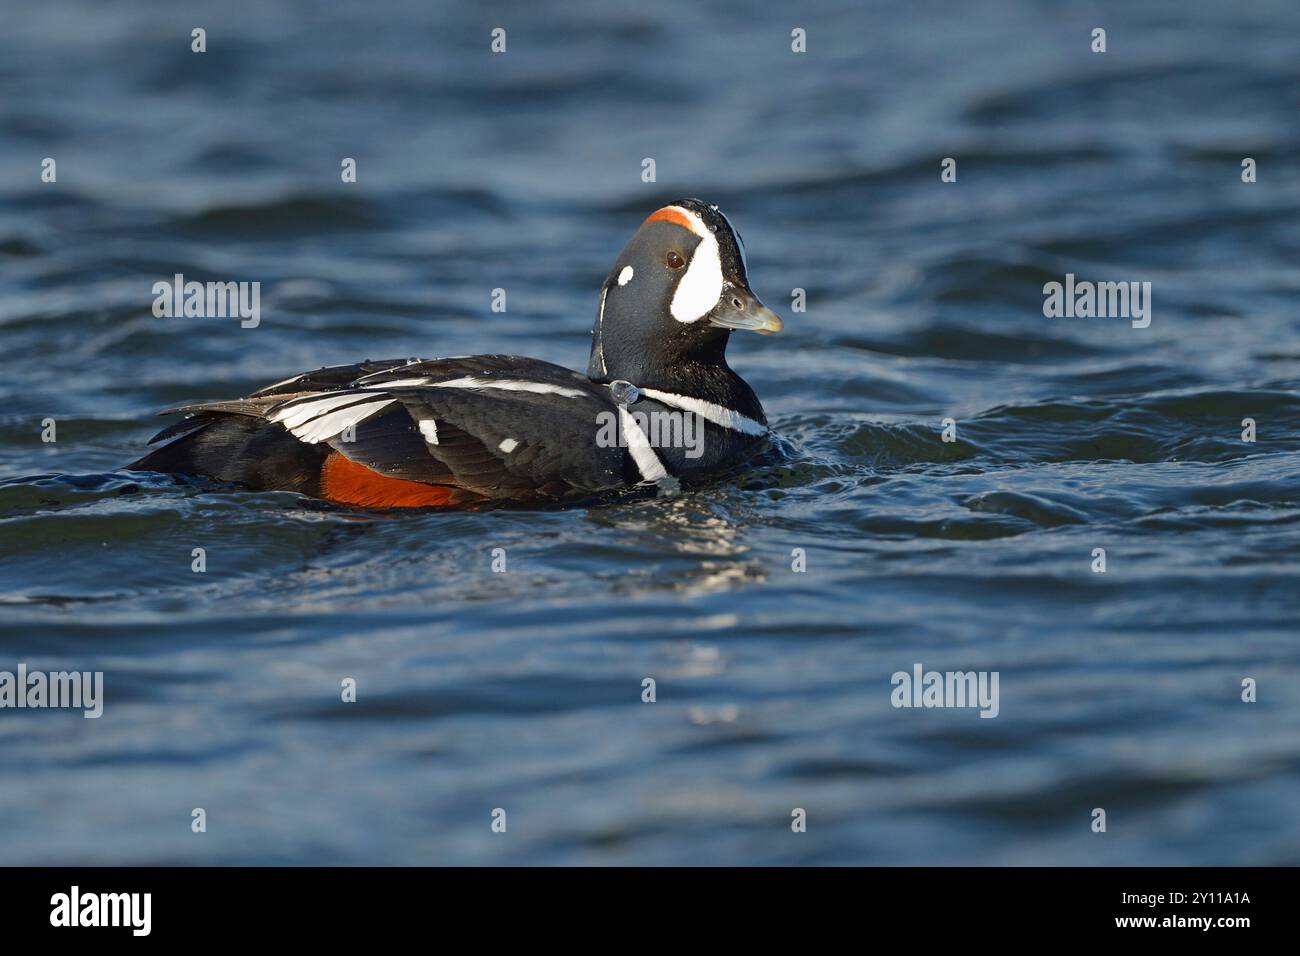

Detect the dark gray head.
[{"left": 587, "top": 199, "right": 783, "bottom": 392}]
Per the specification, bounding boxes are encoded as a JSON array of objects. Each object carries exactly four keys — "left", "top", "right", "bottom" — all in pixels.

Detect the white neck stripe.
[
  {"left": 639, "top": 388, "right": 767, "bottom": 436},
  {"left": 618, "top": 406, "right": 669, "bottom": 483}
]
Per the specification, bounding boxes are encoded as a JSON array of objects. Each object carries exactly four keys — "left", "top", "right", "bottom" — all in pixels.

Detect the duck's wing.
[
  {"left": 271, "top": 357, "right": 628, "bottom": 499},
  {"left": 138, "top": 356, "right": 635, "bottom": 504}
]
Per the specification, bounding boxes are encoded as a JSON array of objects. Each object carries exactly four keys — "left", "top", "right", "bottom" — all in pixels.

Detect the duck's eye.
[{"left": 666, "top": 250, "right": 685, "bottom": 270}]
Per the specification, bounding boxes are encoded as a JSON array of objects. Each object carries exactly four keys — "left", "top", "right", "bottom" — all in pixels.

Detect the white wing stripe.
[
  {"left": 271, "top": 392, "right": 382, "bottom": 430},
  {"left": 427, "top": 377, "right": 588, "bottom": 398},
  {"left": 361, "top": 377, "right": 431, "bottom": 388},
  {"left": 268, "top": 374, "right": 589, "bottom": 450},
  {"left": 290, "top": 400, "right": 395, "bottom": 444}
]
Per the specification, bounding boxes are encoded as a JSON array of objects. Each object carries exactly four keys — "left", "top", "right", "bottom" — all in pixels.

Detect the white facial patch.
[
  {"left": 498, "top": 437, "right": 519, "bottom": 453},
  {"left": 662, "top": 206, "right": 723, "bottom": 324},
  {"left": 617, "top": 266, "right": 633, "bottom": 286}
]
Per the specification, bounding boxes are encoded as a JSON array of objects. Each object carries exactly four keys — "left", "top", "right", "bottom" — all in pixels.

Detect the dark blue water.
[{"left": 2, "top": 0, "right": 1299, "bottom": 864}]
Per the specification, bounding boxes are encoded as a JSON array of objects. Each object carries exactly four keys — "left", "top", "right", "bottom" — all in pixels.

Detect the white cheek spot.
[
  {"left": 498, "top": 437, "right": 518, "bottom": 453},
  {"left": 670, "top": 230, "right": 722, "bottom": 323},
  {"left": 617, "top": 266, "right": 634, "bottom": 286}
]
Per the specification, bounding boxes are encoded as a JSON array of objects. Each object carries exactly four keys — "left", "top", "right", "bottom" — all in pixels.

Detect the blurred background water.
[{"left": 1, "top": 0, "right": 1298, "bottom": 865}]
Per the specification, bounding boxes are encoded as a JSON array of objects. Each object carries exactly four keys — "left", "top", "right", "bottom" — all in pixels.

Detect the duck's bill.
[{"left": 708, "top": 287, "right": 785, "bottom": 335}]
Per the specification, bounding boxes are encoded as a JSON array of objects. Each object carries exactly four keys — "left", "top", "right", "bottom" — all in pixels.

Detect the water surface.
[{"left": 1, "top": 0, "right": 1298, "bottom": 864}]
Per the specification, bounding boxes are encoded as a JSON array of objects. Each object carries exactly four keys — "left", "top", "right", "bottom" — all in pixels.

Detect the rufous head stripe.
[{"left": 645, "top": 206, "right": 705, "bottom": 237}]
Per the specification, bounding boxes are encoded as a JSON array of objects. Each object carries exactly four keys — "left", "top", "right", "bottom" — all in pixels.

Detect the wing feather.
[{"left": 145, "top": 355, "right": 632, "bottom": 499}]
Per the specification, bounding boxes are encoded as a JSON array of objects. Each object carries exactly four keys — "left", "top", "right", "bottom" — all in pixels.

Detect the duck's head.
[{"left": 587, "top": 199, "right": 783, "bottom": 390}]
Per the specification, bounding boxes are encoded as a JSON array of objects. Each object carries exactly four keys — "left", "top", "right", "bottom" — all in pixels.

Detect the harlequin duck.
[{"left": 128, "top": 199, "right": 784, "bottom": 508}]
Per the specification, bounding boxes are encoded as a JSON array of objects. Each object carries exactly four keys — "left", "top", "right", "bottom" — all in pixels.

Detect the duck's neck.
[{"left": 587, "top": 344, "right": 766, "bottom": 425}]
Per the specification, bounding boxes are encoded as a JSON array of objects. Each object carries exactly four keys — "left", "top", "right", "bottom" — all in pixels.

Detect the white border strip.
[
  {"left": 640, "top": 388, "right": 767, "bottom": 436},
  {"left": 429, "top": 377, "right": 588, "bottom": 398}
]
